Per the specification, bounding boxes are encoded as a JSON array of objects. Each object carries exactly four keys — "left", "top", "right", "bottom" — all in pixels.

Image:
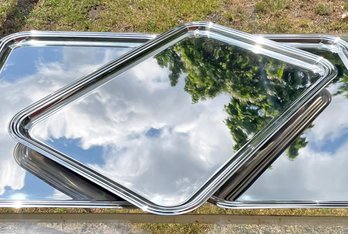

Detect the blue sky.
[
  {"left": 50, "top": 137, "right": 104, "bottom": 165},
  {"left": 2, "top": 47, "right": 61, "bottom": 83},
  {"left": 0, "top": 43, "right": 134, "bottom": 201}
]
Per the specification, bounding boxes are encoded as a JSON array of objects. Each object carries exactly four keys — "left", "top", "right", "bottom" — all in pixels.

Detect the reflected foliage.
[
  {"left": 286, "top": 136, "right": 309, "bottom": 160},
  {"left": 284, "top": 48, "right": 348, "bottom": 160},
  {"left": 156, "top": 37, "right": 317, "bottom": 159},
  {"left": 309, "top": 49, "right": 348, "bottom": 98}
]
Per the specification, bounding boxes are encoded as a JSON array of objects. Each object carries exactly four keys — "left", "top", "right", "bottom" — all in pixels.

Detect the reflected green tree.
[
  {"left": 156, "top": 37, "right": 316, "bottom": 159},
  {"left": 286, "top": 136, "right": 308, "bottom": 160},
  {"left": 309, "top": 49, "right": 348, "bottom": 98},
  {"left": 284, "top": 49, "right": 348, "bottom": 160}
]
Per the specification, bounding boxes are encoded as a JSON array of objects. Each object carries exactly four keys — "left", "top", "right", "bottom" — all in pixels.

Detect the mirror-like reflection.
[
  {"left": 0, "top": 36, "right": 139, "bottom": 202},
  {"left": 214, "top": 88, "right": 331, "bottom": 200},
  {"left": 237, "top": 48, "right": 348, "bottom": 202},
  {"left": 29, "top": 35, "right": 323, "bottom": 207},
  {"left": 14, "top": 143, "right": 120, "bottom": 200}
]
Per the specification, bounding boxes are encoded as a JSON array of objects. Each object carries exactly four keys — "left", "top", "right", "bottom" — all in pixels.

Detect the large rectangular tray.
[
  {"left": 10, "top": 23, "right": 336, "bottom": 215},
  {"left": 214, "top": 34, "right": 348, "bottom": 209},
  {"left": 0, "top": 31, "right": 154, "bottom": 208},
  {"left": 0, "top": 31, "right": 346, "bottom": 211}
]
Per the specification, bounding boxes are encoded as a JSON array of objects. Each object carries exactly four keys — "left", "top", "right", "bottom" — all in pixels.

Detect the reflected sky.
[
  {"left": 31, "top": 57, "right": 234, "bottom": 206},
  {"left": 238, "top": 50, "right": 348, "bottom": 201},
  {"left": 29, "top": 36, "right": 321, "bottom": 207},
  {"left": 14, "top": 144, "right": 121, "bottom": 200},
  {"left": 0, "top": 39, "right": 135, "bottom": 201}
]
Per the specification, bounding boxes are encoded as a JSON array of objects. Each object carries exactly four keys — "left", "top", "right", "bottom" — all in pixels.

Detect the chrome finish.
[
  {"left": 0, "top": 31, "right": 154, "bottom": 208},
  {"left": 14, "top": 143, "right": 121, "bottom": 201},
  {"left": 0, "top": 31, "right": 345, "bottom": 211},
  {"left": 216, "top": 35, "right": 348, "bottom": 209},
  {"left": 262, "top": 34, "right": 348, "bottom": 71},
  {"left": 213, "top": 89, "right": 331, "bottom": 200},
  {"left": 10, "top": 23, "right": 336, "bottom": 215},
  {"left": 216, "top": 201, "right": 348, "bottom": 209}
]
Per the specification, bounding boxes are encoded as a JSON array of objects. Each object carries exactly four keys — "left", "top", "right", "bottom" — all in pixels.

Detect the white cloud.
[
  {"left": 49, "top": 189, "right": 71, "bottom": 200},
  {"left": 9, "top": 193, "right": 27, "bottom": 200},
  {"left": 0, "top": 45, "right": 128, "bottom": 198},
  {"left": 239, "top": 92, "right": 348, "bottom": 201},
  {"left": 31, "top": 57, "right": 235, "bottom": 206},
  {"left": 306, "top": 94, "right": 348, "bottom": 144}
]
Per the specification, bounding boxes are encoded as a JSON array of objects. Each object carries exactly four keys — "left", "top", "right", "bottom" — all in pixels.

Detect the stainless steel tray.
[
  {"left": 214, "top": 35, "right": 348, "bottom": 209},
  {"left": 0, "top": 31, "right": 154, "bottom": 208},
  {"left": 10, "top": 23, "right": 337, "bottom": 215},
  {"left": 0, "top": 31, "right": 344, "bottom": 211},
  {"left": 14, "top": 89, "right": 331, "bottom": 208},
  {"left": 14, "top": 143, "right": 121, "bottom": 201},
  {"left": 212, "top": 88, "right": 331, "bottom": 200}
]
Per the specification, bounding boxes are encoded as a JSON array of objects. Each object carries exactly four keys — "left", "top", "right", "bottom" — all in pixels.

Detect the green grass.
[
  {"left": 315, "top": 2, "right": 333, "bottom": 15},
  {"left": 0, "top": 0, "right": 17, "bottom": 31},
  {"left": 344, "top": 0, "right": 348, "bottom": 9},
  {"left": 6, "top": 204, "right": 348, "bottom": 216},
  {"left": 24, "top": 0, "right": 221, "bottom": 33},
  {"left": 254, "top": 0, "right": 289, "bottom": 14},
  {"left": 0, "top": 0, "right": 347, "bottom": 35}
]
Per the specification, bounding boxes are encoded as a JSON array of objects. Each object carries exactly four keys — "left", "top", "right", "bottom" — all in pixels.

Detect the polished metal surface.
[
  {"left": 213, "top": 89, "right": 331, "bottom": 200},
  {"left": 10, "top": 23, "right": 337, "bottom": 215},
  {"left": 238, "top": 49, "right": 348, "bottom": 201},
  {"left": 0, "top": 31, "right": 345, "bottom": 211},
  {"left": 216, "top": 35, "right": 348, "bottom": 208},
  {"left": 14, "top": 143, "right": 120, "bottom": 201},
  {"left": 0, "top": 31, "right": 154, "bottom": 207}
]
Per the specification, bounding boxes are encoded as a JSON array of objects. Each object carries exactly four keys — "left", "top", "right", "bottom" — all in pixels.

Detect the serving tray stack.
[{"left": 1, "top": 22, "right": 348, "bottom": 215}]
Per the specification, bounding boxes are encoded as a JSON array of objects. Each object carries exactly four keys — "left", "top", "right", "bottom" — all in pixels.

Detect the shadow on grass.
[{"left": 0, "top": 0, "right": 39, "bottom": 36}]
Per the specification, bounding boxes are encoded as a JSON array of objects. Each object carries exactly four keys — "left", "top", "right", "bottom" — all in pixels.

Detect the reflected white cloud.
[
  {"left": 239, "top": 92, "right": 348, "bottom": 201},
  {"left": 9, "top": 193, "right": 27, "bottom": 200},
  {"left": 306, "top": 95, "right": 348, "bottom": 144},
  {"left": 49, "top": 190, "right": 71, "bottom": 200},
  {"left": 31, "top": 56, "right": 234, "bottom": 206},
  {"left": 0, "top": 157, "right": 25, "bottom": 195},
  {"left": 0, "top": 45, "right": 130, "bottom": 199}
]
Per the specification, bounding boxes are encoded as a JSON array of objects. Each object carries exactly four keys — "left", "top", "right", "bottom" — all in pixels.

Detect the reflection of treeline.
[
  {"left": 285, "top": 49, "right": 348, "bottom": 159},
  {"left": 308, "top": 49, "right": 348, "bottom": 98},
  {"left": 156, "top": 37, "right": 321, "bottom": 160}
]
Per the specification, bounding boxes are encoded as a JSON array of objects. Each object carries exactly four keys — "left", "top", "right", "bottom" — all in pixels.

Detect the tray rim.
[
  {"left": 9, "top": 22, "right": 338, "bottom": 215},
  {"left": 0, "top": 30, "right": 156, "bottom": 209},
  {"left": 2, "top": 31, "right": 348, "bottom": 210},
  {"left": 213, "top": 34, "right": 348, "bottom": 208}
]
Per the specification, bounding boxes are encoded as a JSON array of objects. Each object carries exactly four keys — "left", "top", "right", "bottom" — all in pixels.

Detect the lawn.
[
  {"left": 1, "top": 0, "right": 348, "bottom": 35},
  {"left": 1, "top": 0, "right": 348, "bottom": 232}
]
